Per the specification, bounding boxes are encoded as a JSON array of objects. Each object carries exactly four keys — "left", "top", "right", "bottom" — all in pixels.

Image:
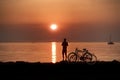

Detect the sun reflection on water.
[{"left": 52, "top": 42, "right": 56, "bottom": 63}]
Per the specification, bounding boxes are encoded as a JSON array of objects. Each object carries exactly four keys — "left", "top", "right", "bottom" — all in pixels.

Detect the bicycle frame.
[
  {"left": 68, "top": 48, "right": 97, "bottom": 64},
  {"left": 71, "top": 48, "right": 86, "bottom": 62}
]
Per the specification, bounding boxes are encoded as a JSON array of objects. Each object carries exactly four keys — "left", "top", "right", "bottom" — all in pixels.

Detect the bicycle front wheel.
[
  {"left": 91, "top": 54, "right": 97, "bottom": 64},
  {"left": 83, "top": 53, "right": 92, "bottom": 62},
  {"left": 68, "top": 52, "right": 77, "bottom": 62},
  {"left": 83, "top": 53, "right": 97, "bottom": 65}
]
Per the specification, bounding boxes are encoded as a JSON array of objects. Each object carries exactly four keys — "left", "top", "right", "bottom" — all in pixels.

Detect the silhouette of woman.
[{"left": 61, "top": 38, "right": 68, "bottom": 61}]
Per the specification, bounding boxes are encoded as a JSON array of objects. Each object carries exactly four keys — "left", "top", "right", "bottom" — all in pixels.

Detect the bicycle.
[{"left": 67, "top": 48, "right": 97, "bottom": 65}]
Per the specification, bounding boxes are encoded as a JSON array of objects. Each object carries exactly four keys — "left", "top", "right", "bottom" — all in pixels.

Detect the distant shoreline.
[{"left": 0, "top": 41, "right": 120, "bottom": 43}]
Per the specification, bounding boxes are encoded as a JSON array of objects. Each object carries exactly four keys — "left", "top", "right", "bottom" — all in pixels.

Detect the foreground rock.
[{"left": 0, "top": 60, "right": 120, "bottom": 79}]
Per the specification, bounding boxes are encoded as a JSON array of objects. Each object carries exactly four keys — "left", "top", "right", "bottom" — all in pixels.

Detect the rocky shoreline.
[{"left": 0, "top": 60, "right": 120, "bottom": 79}]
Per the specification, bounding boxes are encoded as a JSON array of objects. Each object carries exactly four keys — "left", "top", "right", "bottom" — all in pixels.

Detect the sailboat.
[{"left": 107, "top": 34, "right": 114, "bottom": 45}]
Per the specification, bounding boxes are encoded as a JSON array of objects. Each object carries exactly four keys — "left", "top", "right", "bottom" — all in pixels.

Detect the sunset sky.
[{"left": 0, "top": 0, "right": 120, "bottom": 42}]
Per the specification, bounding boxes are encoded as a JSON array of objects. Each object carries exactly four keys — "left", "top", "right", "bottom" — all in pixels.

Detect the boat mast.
[{"left": 109, "top": 34, "right": 112, "bottom": 42}]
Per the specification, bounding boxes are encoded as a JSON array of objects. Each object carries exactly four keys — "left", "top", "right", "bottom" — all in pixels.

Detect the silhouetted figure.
[{"left": 61, "top": 38, "right": 68, "bottom": 61}]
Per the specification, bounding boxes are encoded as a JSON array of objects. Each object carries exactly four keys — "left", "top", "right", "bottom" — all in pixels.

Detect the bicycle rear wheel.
[{"left": 68, "top": 52, "right": 77, "bottom": 62}]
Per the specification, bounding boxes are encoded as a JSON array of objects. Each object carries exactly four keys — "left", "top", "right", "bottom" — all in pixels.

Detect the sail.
[{"left": 108, "top": 34, "right": 114, "bottom": 44}]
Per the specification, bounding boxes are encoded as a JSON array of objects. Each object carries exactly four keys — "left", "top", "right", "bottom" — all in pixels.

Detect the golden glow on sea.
[{"left": 52, "top": 42, "right": 56, "bottom": 63}]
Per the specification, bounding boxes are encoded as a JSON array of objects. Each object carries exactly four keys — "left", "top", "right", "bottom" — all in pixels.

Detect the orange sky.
[{"left": 0, "top": 0, "right": 119, "bottom": 24}]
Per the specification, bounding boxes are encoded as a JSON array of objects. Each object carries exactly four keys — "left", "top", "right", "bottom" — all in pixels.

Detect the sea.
[{"left": 0, "top": 42, "right": 120, "bottom": 63}]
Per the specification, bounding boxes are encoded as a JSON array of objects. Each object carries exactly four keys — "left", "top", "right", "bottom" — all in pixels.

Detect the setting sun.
[{"left": 50, "top": 24, "right": 57, "bottom": 30}]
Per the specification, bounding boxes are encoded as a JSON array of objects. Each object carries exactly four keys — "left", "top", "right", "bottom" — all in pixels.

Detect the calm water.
[{"left": 0, "top": 42, "right": 120, "bottom": 63}]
